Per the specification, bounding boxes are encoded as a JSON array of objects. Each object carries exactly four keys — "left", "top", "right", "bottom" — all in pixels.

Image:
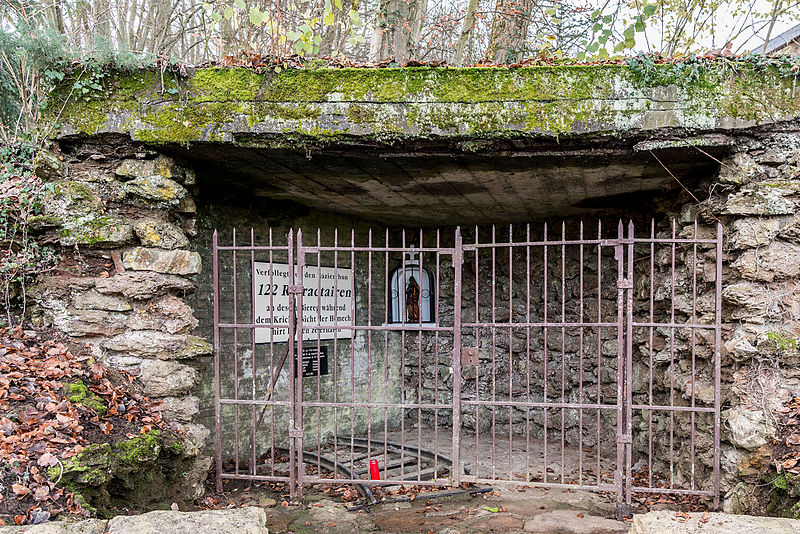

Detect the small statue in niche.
[{"left": 405, "top": 275, "right": 420, "bottom": 322}]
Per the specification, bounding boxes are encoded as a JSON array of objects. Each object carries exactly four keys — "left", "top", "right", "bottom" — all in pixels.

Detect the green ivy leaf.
[
  {"left": 643, "top": 4, "right": 657, "bottom": 16},
  {"left": 602, "top": 14, "right": 612, "bottom": 23},
  {"left": 223, "top": 5, "right": 233, "bottom": 19},
  {"left": 334, "top": 0, "right": 343, "bottom": 9},
  {"left": 545, "top": 7, "right": 555, "bottom": 15},
  {"left": 234, "top": 0, "right": 245, "bottom": 9},
  {"left": 323, "top": 11, "right": 335, "bottom": 26},
  {"left": 598, "top": 35, "right": 607, "bottom": 44},
  {"left": 249, "top": 7, "right": 263, "bottom": 25},
  {"left": 349, "top": 9, "right": 362, "bottom": 26}
]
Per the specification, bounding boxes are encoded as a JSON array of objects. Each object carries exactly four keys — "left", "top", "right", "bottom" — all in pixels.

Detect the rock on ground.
[
  {"left": 0, "top": 519, "right": 107, "bottom": 534},
  {"left": 629, "top": 511, "right": 800, "bottom": 534},
  {"left": 0, "top": 509, "right": 268, "bottom": 534},
  {"left": 523, "top": 510, "right": 627, "bottom": 533}
]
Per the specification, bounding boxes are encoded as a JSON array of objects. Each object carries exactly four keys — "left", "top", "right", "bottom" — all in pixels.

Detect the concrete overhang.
[{"left": 48, "top": 65, "right": 800, "bottom": 224}]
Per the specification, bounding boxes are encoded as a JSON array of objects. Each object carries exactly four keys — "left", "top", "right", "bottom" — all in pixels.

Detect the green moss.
[
  {"left": 114, "top": 429, "right": 162, "bottom": 466},
  {"left": 51, "top": 429, "right": 193, "bottom": 518},
  {"left": 65, "top": 379, "right": 107, "bottom": 416},
  {"left": 46, "top": 64, "right": 800, "bottom": 144}
]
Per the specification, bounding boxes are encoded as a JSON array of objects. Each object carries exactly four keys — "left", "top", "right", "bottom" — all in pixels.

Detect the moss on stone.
[
  {"left": 51, "top": 429, "right": 194, "bottom": 518},
  {"left": 47, "top": 64, "right": 800, "bottom": 144},
  {"left": 65, "top": 379, "right": 107, "bottom": 416}
]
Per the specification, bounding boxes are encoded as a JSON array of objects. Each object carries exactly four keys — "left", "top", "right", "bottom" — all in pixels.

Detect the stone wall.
[{"left": 30, "top": 143, "right": 212, "bottom": 486}]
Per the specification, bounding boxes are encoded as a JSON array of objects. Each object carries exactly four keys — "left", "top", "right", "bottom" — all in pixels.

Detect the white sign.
[{"left": 253, "top": 262, "right": 354, "bottom": 343}]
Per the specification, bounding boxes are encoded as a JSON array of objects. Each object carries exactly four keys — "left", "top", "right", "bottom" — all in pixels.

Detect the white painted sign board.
[{"left": 253, "top": 262, "right": 354, "bottom": 343}]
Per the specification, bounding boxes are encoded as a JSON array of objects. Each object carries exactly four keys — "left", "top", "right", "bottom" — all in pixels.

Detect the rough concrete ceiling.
[{"left": 172, "top": 143, "right": 721, "bottom": 225}]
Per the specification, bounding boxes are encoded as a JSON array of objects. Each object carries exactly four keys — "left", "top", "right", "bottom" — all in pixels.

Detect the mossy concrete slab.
[{"left": 46, "top": 66, "right": 800, "bottom": 146}]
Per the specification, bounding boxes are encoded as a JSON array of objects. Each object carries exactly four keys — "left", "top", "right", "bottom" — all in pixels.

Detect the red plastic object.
[{"left": 369, "top": 459, "right": 380, "bottom": 480}]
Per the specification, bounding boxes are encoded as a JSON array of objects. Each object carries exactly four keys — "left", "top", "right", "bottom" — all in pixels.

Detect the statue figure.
[{"left": 405, "top": 275, "right": 420, "bottom": 322}]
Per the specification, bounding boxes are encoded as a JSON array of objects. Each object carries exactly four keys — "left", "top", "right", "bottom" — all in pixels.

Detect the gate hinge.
[
  {"left": 616, "top": 433, "right": 632, "bottom": 444},
  {"left": 289, "top": 428, "right": 304, "bottom": 438},
  {"left": 288, "top": 284, "right": 304, "bottom": 294},
  {"left": 617, "top": 279, "right": 633, "bottom": 289},
  {"left": 460, "top": 347, "right": 479, "bottom": 366}
]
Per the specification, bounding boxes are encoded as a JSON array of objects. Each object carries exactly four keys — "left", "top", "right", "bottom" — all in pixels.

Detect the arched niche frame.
[{"left": 388, "top": 251, "right": 435, "bottom": 324}]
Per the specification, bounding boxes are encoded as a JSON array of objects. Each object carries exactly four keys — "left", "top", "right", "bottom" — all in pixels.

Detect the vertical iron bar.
[
  {"left": 714, "top": 222, "right": 723, "bottom": 508},
  {"left": 452, "top": 227, "right": 463, "bottom": 486},
  {"left": 648, "top": 220, "right": 655, "bottom": 489},
  {"left": 232, "top": 229, "right": 239, "bottom": 476},
  {"left": 295, "top": 229, "right": 305, "bottom": 498},
  {"left": 287, "top": 229, "right": 296, "bottom": 497},
  {"left": 615, "top": 221, "right": 625, "bottom": 515},
  {"left": 213, "top": 230, "right": 222, "bottom": 493},
  {"left": 561, "top": 222, "right": 566, "bottom": 484},
  {"left": 250, "top": 229, "right": 257, "bottom": 475},
  {"left": 625, "top": 221, "right": 634, "bottom": 507},
  {"left": 543, "top": 222, "right": 549, "bottom": 484}
]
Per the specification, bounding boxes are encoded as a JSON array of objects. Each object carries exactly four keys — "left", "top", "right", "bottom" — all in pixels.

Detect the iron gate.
[{"left": 213, "top": 220, "right": 722, "bottom": 512}]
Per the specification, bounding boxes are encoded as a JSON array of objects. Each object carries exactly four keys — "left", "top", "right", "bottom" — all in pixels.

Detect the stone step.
[
  {"left": 630, "top": 511, "right": 800, "bottom": 534},
  {"left": 0, "top": 508, "right": 268, "bottom": 534}
]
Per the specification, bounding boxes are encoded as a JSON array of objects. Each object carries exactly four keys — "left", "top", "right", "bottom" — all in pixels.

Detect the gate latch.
[
  {"left": 289, "top": 428, "right": 304, "bottom": 438},
  {"left": 617, "top": 279, "right": 633, "bottom": 289},
  {"left": 616, "top": 433, "right": 632, "bottom": 444},
  {"left": 288, "top": 284, "right": 304, "bottom": 294},
  {"left": 461, "top": 347, "right": 479, "bottom": 366}
]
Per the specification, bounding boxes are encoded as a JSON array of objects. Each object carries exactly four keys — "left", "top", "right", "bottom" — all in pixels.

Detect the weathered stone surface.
[
  {"left": 629, "top": 511, "right": 800, "bottom": 534},
  {"left": 122, "top": 247, "right": 201, "bottom": 276},
  {"left": 723, "top": 406, "right": 774, "bottom": 451},
  {"left": 718, "top": 152, "right": 762, "bottom": 185},
  {"left": 0, "top": 519, "right": 107, "bottom": 533},
  {"left": 72, "top": 289, "right": 132, "bottom": 312},
  {"left": 133, "top": 220, "right": 189, "bottom": 249},
  {"left": 523, "top": 510, "right": 626, "bottom": 533},
  {"left": 94, "top": 271, "right": 195, "bottom": 300},
  {"left": 181, "top": 456, "right": 212, "bottom": 500},
  {"left": 733, "top": 240, "right": 800, "bottom": 282},
  {"left": 107, "top": 508, "right": 268, "bottom": 534},
  {"left": 722, "top": 184, "right": 799, "bottom": 216},
  {"left": 179, "top": 422, "right": 211, "bottom": 449},
  {"left": 724, "top": 333, "right": 759, "bottom": 362},
  {"left": 63, "top": 309, "right": 127, "bottom": 337},
  {"left": 123, "top": 175, "right": 187, "bottom": 207},
  {"left": 138, "top": 359, "right": 199, "bottom": 397},
  {"left": 33, "top": 149, "right": 64, "bottom": 181},
  {"left": 44, "top": 181, "right": 103, "bottom": 220},
  {"left": 729, "top": 217, "right": 787, "bottom": 249},
  {"left": 155, "top": 395, "right": 199, "bottom": 422},
  {"left": 115, "top": 156, "right": 185, "bottom": 182},
  {"left": 721, "top": 282, "right": 770, "bottom": 313},
  {"left": 58, "top": 216, "right": 134, "bottom": 248},
  {"left": 102, "top": 330, "right": 211, "bottom": 360},
  {"left": 127, "top": 295, "right": 198, "bottom": 334}
]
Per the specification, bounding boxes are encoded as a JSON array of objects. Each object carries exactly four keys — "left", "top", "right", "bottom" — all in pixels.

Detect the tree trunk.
[
  {"left": 454, "top": 0, "right": 479, "bottom": 65},
  {"left": 369, "top": 0, "right": 424, "bottom": 62},
  {"left": 487, "top": 0, "right": 535, "bottom": 63}
]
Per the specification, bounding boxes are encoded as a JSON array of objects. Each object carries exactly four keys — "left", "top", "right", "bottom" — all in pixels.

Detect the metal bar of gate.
[
  {"left": 452, "top": 227, "right": 463, "bottom": 486},
  {"left": 294, "top": 229, "right": 305, "bottom": 497},
  {"left": 614, "top": 221, "right": 626, "bottom": 514}
]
